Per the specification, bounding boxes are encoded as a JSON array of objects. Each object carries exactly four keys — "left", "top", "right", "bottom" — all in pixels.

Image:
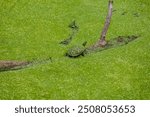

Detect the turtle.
[{"left": 66, "top": 42, "right": 87, "bottom": 58}]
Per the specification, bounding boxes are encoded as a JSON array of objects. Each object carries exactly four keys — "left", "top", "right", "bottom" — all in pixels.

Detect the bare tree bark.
[
  {"left": 96, "top": 0, "right": 113, "bottom": 47},
  {"left": 0, "top": 61, "right": 30, "bottom": 71}
]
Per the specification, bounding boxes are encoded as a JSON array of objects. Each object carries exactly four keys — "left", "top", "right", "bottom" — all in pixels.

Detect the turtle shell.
[{"left": 66, "top": 45, "right": 86, "bottom": 57}]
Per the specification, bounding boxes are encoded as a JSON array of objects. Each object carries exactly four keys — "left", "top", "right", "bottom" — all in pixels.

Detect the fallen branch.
[
  {"left": 87, "top": 35, "right": 140, "bottom": 54},
  {"left": 0, "top": 57, "right": 53, "bottom": 72},
  {"left": 95, "top": 0, "right": 113, "bottom": 47},
  {"left": 0, "top": 61, "right": 30, "bottom": 71}
]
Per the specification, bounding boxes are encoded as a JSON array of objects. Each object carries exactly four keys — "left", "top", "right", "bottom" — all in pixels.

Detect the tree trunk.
[{"left": 96, "top": 0, "right": 113, "bottom": 47}]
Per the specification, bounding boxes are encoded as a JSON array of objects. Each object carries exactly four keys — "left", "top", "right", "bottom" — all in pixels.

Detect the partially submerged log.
[
  {"left": 95, "top": 0, "right": 113, "bottom": 47},
  {"left": 0, "top": 61, "right": 30, "bottom": 71},
  {"left": 87, "top": 35, "right": 140, "bottom": 53},
  {"left": 0, "top": 57, "right": 53, "bottom": 72}
]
